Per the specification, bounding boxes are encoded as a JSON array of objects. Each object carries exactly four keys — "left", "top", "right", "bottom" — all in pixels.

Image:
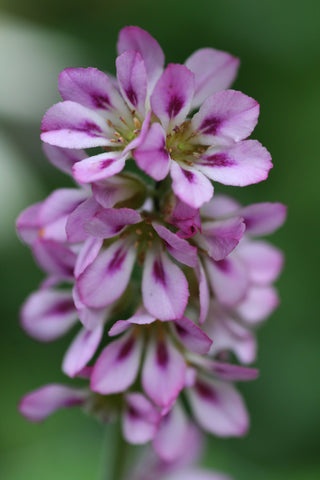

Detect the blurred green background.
[{"left": 0, "top": 1, "right": 319, "bottom": 479}]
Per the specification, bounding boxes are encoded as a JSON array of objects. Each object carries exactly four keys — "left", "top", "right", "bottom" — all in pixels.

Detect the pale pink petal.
[
  {"left": 170, "top": 199, "right": 201, "bottom": 238},
  {"left": 170, "top": 162, "right": 213, "bottom": 209},
  {"left": 62, "top": 324, "right": 104, "bottom": 377},
  {"left": 77, "top": 238, "right": 136, "bottom": 308},
  {"left": 73, "top": 285, "right": 109, "bottom": 330},
  {"left": 142, "top": 334, "right": 186, "bottom": 408},
  {"left": 238, "top": 202, "right": 287, "bottom": 236},
  {"left": 167, "top": 470, "right": 233, "bottom": 480},
  {"left": 237, "top": 240, "right": 284, "bottom": 284},
  {"left": 123, "top": 393, "right": 160, "bottom": 444},
  {"left": 142, "top": 247, "right": 189, "bottom": 321},
  {"left": 235, "top": 286, "right": 279, "bottom": 324},
  {"left": 196, "top": 140, "right": 272, "bottom": 187},
  {"left": 16, "top": 203, "right": 41, "bottom": 244},
  {"left": 199, "top": 216, "right": 245, "bottom": 261},
  {"left": 192, "top": 90, "right": 259, "bottom": 143},
  {"left": 92, "top": 173, "right": 147, "bottom": 209},
  {"left": 151, "top": 64, "right": 195, "bottom": 131},
  {"left": 172, "top": 316, "right": 212, "bottom": 354},
  {"left": 153, "top": 223, "right": 198, "bottom": 267},
  {"left": 42, "top": 144, "right": 87, "bottom": 175},
  {"left": 91, "top": 331, "right": 142, "bottom": 394},
  {"left": 133, "top": 123, "right": 170, "bottom": 181},
  {"left": 116, "top": 51, "right": 147, "bottom": 115},
  {"left": 109, "top": 307, "right": 156, "bottom": 336},
  {"left": 200, "top": 194, "right": 240, "bottom": 218},
  {"left": 185, "top": 48, "right": 240, "bottom": 109},
  {"left": 196, "top": 261, "right": 210, "bottom": 325},
  {"left": 117, "top": 26, "right": 165, "bottom": 90},
  {"left": 74, "top": 237, "right": 103, "bottom": 278},
  {"left": 19, "top": 384, "right": 87, "bottom": 422},
  {"left": 188, "top": 377, "right": 249, "bottom": 437},
  {"left": 66, "top": 197, "right": 101, "bottom": 243},
  {"left": 21, "top": 289, "right": 77, "bottom": 341},
  {"left": 32, "top": 239, "right": 76, "bottom": 278},
  {"left": 72, "top": 151, "right": 127, "bottom": 184},
  {"left": 191, "top": 356, "right": 258, "bottom": 381},
  {"left": 85, "top": 208, "right": 141, "bottom": 238},
  {"left": 41, "top": 101, "right": 112, "bottom": 148}
]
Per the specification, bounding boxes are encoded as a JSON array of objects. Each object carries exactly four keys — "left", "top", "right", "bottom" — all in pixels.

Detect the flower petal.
[
  {"left": 41, "top": 101, "right": 112, "bottom": 148},
  {"left": 72, "top": 151, "right": 127, "bottom": 184},
  {"left": 200, "top": 194, "right": 240, "bottom": 218},
  {"left": 74, "top": 237, "right": 103, "bottom": 278},
  {"left": 62, "top": 324, "right": 104, "bottom": 377},
  {"left": 85, "top": 208, "right": 141, "bottom": 238},
  {"left": 21, "top": 289, "right": 77, "bottom": 341},
  {"left": 32, "top": 239, "right": 76, "bottom": 278},
  {"left": 42, "top": 144, "right": 87, "bottom": 175},
  {"left": 16, "top": 203, "right": 41, "bottom": 244},
  {"left": 109, "top": 307, "right": 156, "bottom": 337},
  {"left": 19, "top": 384, "right": 87, "bottom": 422},
  {"left": 170, "top": 162, "right": 213, "bottom": 209},
  {"left": 151, "top": 64, "right": 195, "bottom": 131},
  {"left": 66, "top": 197, "right": 101, "bottom": 243},
  {"left": 133, "top": 122, "right": 170, "bottom": 180},
  {"left": 153, "top": 223, "right": 198, "bottom": 267},
  {"left": 73, "top": 285, "right": 109, "bottom": 330},
  {"left": 199, "top": 216, "right": 245, "bottom": 261},
  {"left": 77, "top": 238, "right": 136, "bottom": 309},
  {"left": 92, "top": 173, "right": 147, "bottom": 209},
  {"left": 91, "top": 331, "right": 142, "bottom": 394},
  {"left": 191, "top": 356, "right": 259, "bottom": 381},
  {"left": 196, "top": 261, "right": 210, "bottom": 325},
  {"left": 117, "top": 26, "right": 165, "bottom": 90},
  {"left": 238, "top": 202, "right": 287, "bottom": 236},
  {"left": 185, "top": 48, "right": 240, "bottom": 109},
  {"left": 142, "top": 247, "right": 189, "bottom": 321},
  {"left": 237, "top": 240, "right": 284, "bottom": 284},
  {"left": 123, "top": 393, "right": 160, "bottom": 444},
  {"left": 172, "top": 316, "right": 212, "bottom": 355},
  {"left": 235, "top": 286, "right": 279, "bottom": 324},
  {"left": 116, "top": 51, "right": 147, "bottom": 115}
]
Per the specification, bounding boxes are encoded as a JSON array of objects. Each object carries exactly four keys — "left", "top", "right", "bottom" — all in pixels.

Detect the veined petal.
[
  {"left": 152, "top": 223, "right": 198, "bottom": 267},
  {"left": 188, "top": 377, "right": 249, "bottom": 437},
  {"left": 116, "top": 51, "right": 147, "bottom": 115},
  {"left": 19, "top": 384, "right": 87, "bottom": 422},
  {"left": 41, "top": 101, "right": 112, "bottom": 148},
  {"left": 235, "top": 286, "right": 279, "bottom": 324},
  {"left": 142, "top": 333, "right": 186, "bottom": 408},
  {"left": 62, "top": 324, "right": 104, "bottom": 377},
  {"left": 85, "top": 208, "right": 141, "bottom": 238},
  {"left": 170, "top": 163, "right": 213, "bottom": 209},
  {"left": 185, "top": 48, "right": 240, "bottom": 109},
  {"left": 21, "top": 289, "right": 77, "bottom": 341},
  {"left": 237, "top": 240, "right": 284, "bottom": 284},
  {"left": 117, "top": 26, "right": 165, "bottom": 90},
  {"left": 91, "top": 331, "right": 142, "bottom": 394},
  {"left": 172, "top": 316, "right": 212, "bottom": 355},
  {"left": 151, "top": 64, "right": 195, "bottom": 131},
  {"left": 199, "top": 216, "right": 245, "bottom": 261},
  {"left": 72, "top": 151, "right": 127, "bottom": 184},
  {"left": 123, "top": 393, "right": 160, "bottom": 444},
  {"left": 196, "top": 140, "right": 272, "bottom": 187},
  {"left": 77, "top": 238, "right": 136, "bottom": 308},
  {"left": 133, "top": 122, "right": 170, "bottom": 180},
  {"left": 32, "top": 239, "right": 76, "bottom": 278},
  {"left": 142, "top": 247, "right": 189, "bottom": 321},
  {"left": 42, "top": 144, "right": 87, "bottom": 176},
  {"left": 192, "top": 90, "right": 259, "bottom": 143},
  {"left": 238, "top": 202, "right": 287, "bottom": 236}
]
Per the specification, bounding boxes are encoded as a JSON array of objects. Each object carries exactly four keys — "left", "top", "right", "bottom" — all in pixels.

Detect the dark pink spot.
[
  {"left": 100, "top": 159, "right": 114, "bottom": 170},
  {"left": 153, "top": 259, "right": 166, "bottom": 285},
  {"left": 214, "top": 259, "right": 231, "bottom": 273},
  {"left": 199, "top": 116, "right": 221, "bottom": 135},
  {"left": 156, "top": 340, "right": 169, "bottom": 367},
  {"left": 92, "top": 94, "right": 111, "bottom": 109},
  {"left": 46, "top": 298, "right": 75, "bottom": 316},
  {"left": 167, "top": 95, "right": 184, "bottom": 118},
  {"left": 126, "top": 87, "right": 138, "bottom": 106},
  {"left": 196, "top": 380, "right": 218, "bottom": 402},
  {"left": 182, "top": 169, "right": 194, "bottom": 183},
  {"left": 118, "top": 336, "right": 135, "bottom": 360},
  {"left": 200, "top": 153, "right": 234, "bottom": 168},
  {"left": 175, "top": 323, "right": 188, "bottom": 337},
  {"left": 127, "top": 404, "right": 140, "bottom": 419},
  {"left": 108, "top": 247, "right": 126, "bottom": 272},
  {"left": 82, "top": 121, "right": 102, "bottom": 134}
]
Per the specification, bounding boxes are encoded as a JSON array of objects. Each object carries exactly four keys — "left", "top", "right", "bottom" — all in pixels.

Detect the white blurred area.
[{"left": 0, "top": 14, "right": 85, "bottom": 247}]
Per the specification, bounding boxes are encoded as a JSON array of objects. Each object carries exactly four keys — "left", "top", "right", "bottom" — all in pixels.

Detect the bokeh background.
[{"left": 1, "top": 1, "right": 319, "bottom": 479}]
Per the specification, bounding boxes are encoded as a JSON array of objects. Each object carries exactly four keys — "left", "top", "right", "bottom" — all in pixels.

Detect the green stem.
[{"left": 99, "top": 422, "right": 128, "bottom": 480}]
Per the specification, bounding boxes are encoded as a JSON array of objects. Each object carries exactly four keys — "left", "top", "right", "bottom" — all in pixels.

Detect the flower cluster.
[{"left": 17, "top": 26, "right": 286, "bottom": 479}]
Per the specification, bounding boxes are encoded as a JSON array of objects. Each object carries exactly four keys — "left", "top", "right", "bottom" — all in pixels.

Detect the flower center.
[{"left": 165, "top": 121, "right": 207, "bottom": 166}]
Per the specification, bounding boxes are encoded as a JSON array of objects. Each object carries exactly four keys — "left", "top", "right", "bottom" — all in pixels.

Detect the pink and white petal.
[
  {"left": 62, "top": 324, "right": 104, "bottom": 377},
  {"left": 153, "top": 402, "right": 189, "bottom": 462},
  {"left": 19, "top": 384, "right": 88, "bottom": 422},
  {"left": 109, "top": 308, "right": 156, "bottom": 337},
  {"left": 185, "top": 48, "right": 240, "bottom": 109},
  {"left": 39, "top": 188, "right": 88, "bottom": 225},
  {"left": 58, "top": 67, "right": 129, "bottom": 116},
  {"left": 235, "top": 286, "right": 279, "bottom": 325},
  {"left": 171, "top": 199, "right": 201, "bottom": 238},
  {"left": 188, "top": 377, "right": 249, "bottom": 437},
  {"left": 152, "top": 223, "right": 198, "bottom": 267},
  {"left": 170, "top": 163, "right": 214, "bottom": 209},
  {"left": 66, "top": 197, "right": 102, "bottom": 244},
  {"left": 117, "top": 26, "right": 165, "bottom": 91},
  {"left": 200, "top": 216, "right": 245, "bottom": 261},
  {"left": 122, "top": 110, "right": 152, "bottom": 154},
  {"left": 192, "top": 357, "right": 258, "bottom": 381},
  {"left": 92, "top": 173, "right": 147, "bottom": 209},
  {"left": 238, "top": 202, "right": 287, "bottom": 236},
  {"left": 196, "top": 261, "right": 210, "bottom": 325},
  {"left": 16, "top": 203, "right": 41, "bottom": 244},
  {"left": 151, "top": 64, "right": 195, "bottom": 131},
  {"left": 91, "top": 331, "right": 143, "bottom": 394},
  {"left": 85, "top": 208, "right": 141, "bottom": 238},
  {"left": 32, "top": 239, "right": 76, "bottom": 278},
  {"left": 204, "top": 255, "right": 249, "bottom": 306},
  {"left": 237, "top": 240, "right": 284, "bottom": 284},
  {"left": 172, "top": 316, "right": 212, "bottom": 355},
  {"left": 42, "top": 144, "right": 87, "bottom": 175},
  {"left": 21, "top": 289, "right": 77, "bottom": 341},
  {"left": 77, "top": 238, "right": 136, "bottom": 309},
  {"left": 41, "top": 101, "right": 112, "bottom": 148},
  {"left": 192, "top": 90, "right": 259, "bottom": 143},
  {"left": 166, "top": 470, "right": 233, "bottom": 480},
  {"left": 116, "top": 51, "right": 147, "bottom": 115},
  {"left": 123, "top": 393, "right": 160, "bottom": 444},
  {"left": 133, "top": 122, "right": 170, "bottom": 181},
  {"left": 74, "top": 237, "right": 103, "bottom": 279},
  {"left": 142, "top": 334, "right": 186, "bottom": 408},
  {"left": 197, "top": 140, "right": 272, "bottom": 187},
  {"left": 200, "top": 194, "right": 241, "bottom": 219},
  {"left": 142, "top": 247, "right": 189, "bottom": 321},
  {"left": 72, "top": 151, "right": 127, "bottom": 184},
  {"left": 73, "top": 285, "right": 109, "bottom": 330}
]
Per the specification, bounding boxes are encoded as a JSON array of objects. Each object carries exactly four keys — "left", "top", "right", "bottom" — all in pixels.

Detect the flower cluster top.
[{"left": 17, "top": 26, "right": 286, "bottom": 479}]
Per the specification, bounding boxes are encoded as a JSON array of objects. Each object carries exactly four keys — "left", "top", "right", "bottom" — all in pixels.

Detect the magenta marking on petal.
[
  {"left": 199, "top": 116, "right": 221, "bottom": 134},
  {"left": 153, "top": 259, "right": 166, "bottom": 285},
  {"left": 182, "top": 169, "right": 195, "bottom": 183},
  {"left": 117, "top": 336, "right": 135, "bottom": 360},
  {"left": 108, "top": 247, "right": 126, "bottom": 272},
  {"left": 175, "top": 323, "right": 188, "bottom": 337},
  {"left": 195, "top": 380, "right": 218, "bottom": 403},
  {"left": 156, "top": 341, "right": 169, "bottom": 367},
  {"left": 82, "top": 121, "right": 102, "bottom": 134},
  {"left": 126, "top": 87, "right": 138, "bottom": 107},
  {"left": 92, "top": 94, "right": 111, "bottom": 109},
  {"left": 200, "top": 153, "right": 234, "bottom": 167},
  {"left": 214, "top": 259, "right": 231, "bottom": 272},
  {"left": 167, "top": 95, "right": 184, "bottom": 118},
  {"left": 99, "top": 159, "right": 114, "bottom": 170},
  {"left": 46, "top": 298, "right": 75, "bottom": 315}
]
